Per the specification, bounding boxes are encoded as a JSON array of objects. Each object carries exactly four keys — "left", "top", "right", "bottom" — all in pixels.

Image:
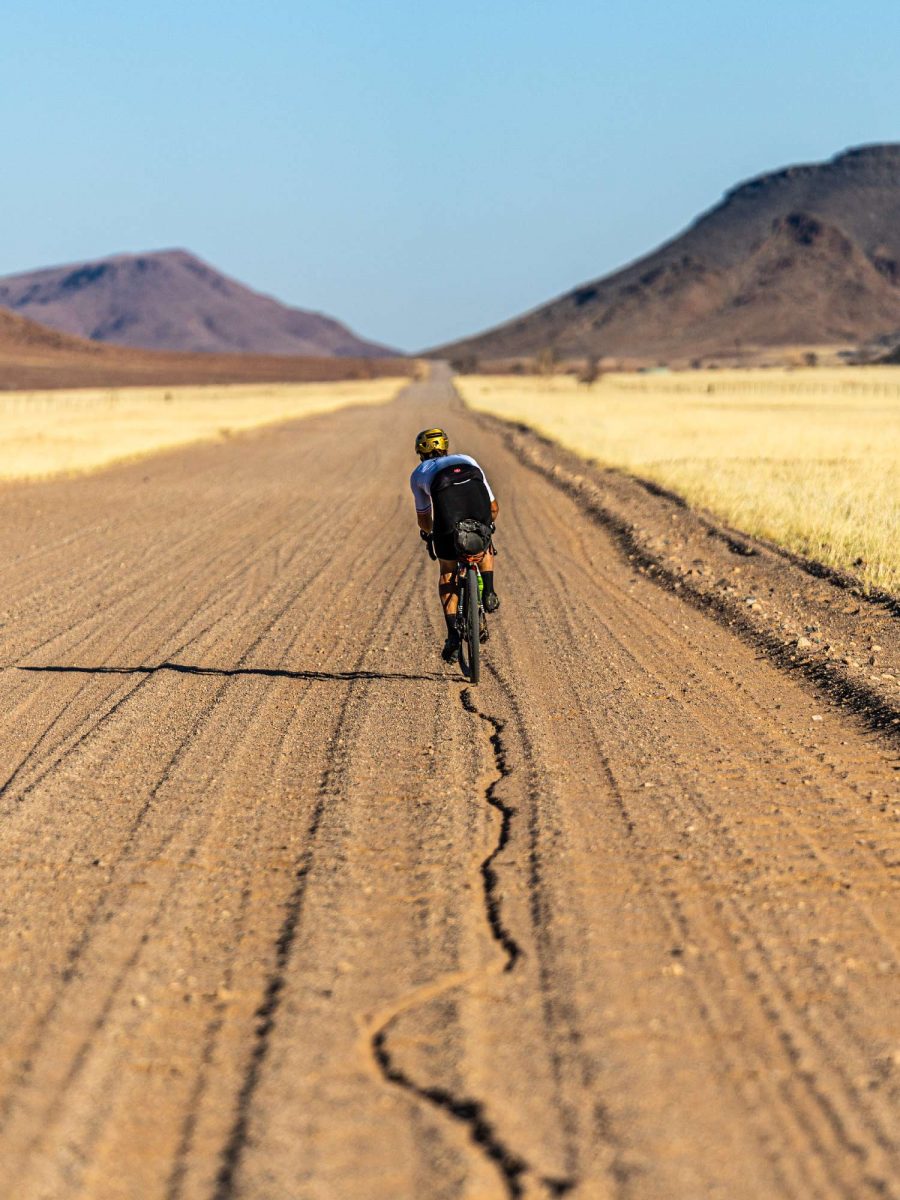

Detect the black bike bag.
[{"left": 453, "top": 518, "right": 493, "bottom": 557}]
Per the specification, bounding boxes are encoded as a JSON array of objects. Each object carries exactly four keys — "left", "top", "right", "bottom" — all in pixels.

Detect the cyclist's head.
[{"left": 415, "top": 427, "right": 449, "bottom": 459}]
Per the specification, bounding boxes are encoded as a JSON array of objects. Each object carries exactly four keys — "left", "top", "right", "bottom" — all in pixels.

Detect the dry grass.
[
  {"left": 458, "top": 369, "right": 900, "bottom": 593},
  {"left": 0, "top": 378, "right": 408, "bottom": 480}
]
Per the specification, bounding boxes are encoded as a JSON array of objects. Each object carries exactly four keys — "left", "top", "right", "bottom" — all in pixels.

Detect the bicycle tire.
[{"left": 465, "top": 567, "right": 481, "bottom": 684}]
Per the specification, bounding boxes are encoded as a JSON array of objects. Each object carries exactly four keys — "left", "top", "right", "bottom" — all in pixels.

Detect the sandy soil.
[
  {"left": 0, "top": 366, "right": 897, "bottom": 1199},
  {"left": 0, "top": 379, "right": 408, "bottom": 480}
]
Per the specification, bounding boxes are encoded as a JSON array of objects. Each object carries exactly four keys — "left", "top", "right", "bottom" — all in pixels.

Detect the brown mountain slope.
[
  {"left": 0, "top": 307, "right": 410, "bottom": 391},
  {"left": 0, "top": 249, "right": 395, "bottom": 357},
  {"left": 431, "top": 144, "right": 900, "bottom": 360},
  {"left": 0, "top": 307, "right": 106, "bottom": 355}
]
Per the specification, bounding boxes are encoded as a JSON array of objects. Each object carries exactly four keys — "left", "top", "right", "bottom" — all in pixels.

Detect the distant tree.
[
  {"left": 536, "top": 346, "right": 558, "bottom": 376},
  {"left": 578, "top": 355, "right": 602, "bottom": 385},
  {"left": 803, "top": 351, "right": 819, "bottom": 367}
]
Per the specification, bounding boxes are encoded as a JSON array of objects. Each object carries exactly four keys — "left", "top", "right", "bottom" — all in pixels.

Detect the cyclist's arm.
[
  {"left": 490, "top": 499, "right": 499, "bottom": 522},
  {"left": 411, "top": 467, "right": 433, "bottom": 533}
]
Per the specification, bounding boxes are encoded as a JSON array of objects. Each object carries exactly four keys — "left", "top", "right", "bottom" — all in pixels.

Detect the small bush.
[{"left": 578, "top": 356, "right": 602, "bottom": 386}]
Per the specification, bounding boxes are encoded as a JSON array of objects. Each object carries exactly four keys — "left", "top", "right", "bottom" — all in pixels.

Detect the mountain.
[
  {"left": 0, "top": 249, "right": 395, "bottom": 357},
  {"left": 0, "top": 305, "right": 410, "bottom": 392},
  {"left": 0, "top": 306, "right": 104, "bottom": 357},
  {"left": 431, "top": 144, "right": 900, "bottom": 361}
]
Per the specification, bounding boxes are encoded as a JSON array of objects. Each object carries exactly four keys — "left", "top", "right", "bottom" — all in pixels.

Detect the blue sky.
[{"left": 1, "top": 1, "right": 899, "bottom": 350}]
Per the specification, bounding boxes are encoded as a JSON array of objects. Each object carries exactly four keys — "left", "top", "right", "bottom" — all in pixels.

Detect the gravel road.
[{"left": 1, "top": 367, "right": 898, "bottom": 1199}]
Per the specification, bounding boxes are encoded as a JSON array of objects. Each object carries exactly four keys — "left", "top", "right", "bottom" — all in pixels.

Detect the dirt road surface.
[{"left": 1, "top": 367, "right": 898, "bottom": 1199}]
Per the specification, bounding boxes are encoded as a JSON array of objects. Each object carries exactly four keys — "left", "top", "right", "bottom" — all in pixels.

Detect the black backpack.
[{"left": 453, "top": 518, "right": 493, "bottom": 557}]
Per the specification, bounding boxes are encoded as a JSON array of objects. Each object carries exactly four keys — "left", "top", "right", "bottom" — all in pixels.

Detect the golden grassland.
[
  {"left": 457, "top": 369, "right": 900, "bottom": 593},
  {"left": 0, "top": 378, "right": 408, "bottom": 481}
]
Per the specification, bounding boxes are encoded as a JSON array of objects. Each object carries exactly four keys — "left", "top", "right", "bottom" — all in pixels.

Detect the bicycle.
[{"left": 424, "top": 532, "right": 489, "bottom": 684}]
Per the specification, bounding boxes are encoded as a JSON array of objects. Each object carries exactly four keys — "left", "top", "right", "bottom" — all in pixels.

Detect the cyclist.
[{"left": 411, "top": 427, "right": 500, "bottom": 663}]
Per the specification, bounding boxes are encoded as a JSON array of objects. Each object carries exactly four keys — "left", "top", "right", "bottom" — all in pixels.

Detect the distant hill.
[
  {"left": 0, "top": 249, "right": 395, "bottom": 357},
  {"left": 0, "top": 306, "right": 411, "bottom": 392},
  {"left": 431, "top": 144, "right": 900, "bottom": 361},
  {"left": 0, "top": 307, "right": 103, "bottom": 356}
]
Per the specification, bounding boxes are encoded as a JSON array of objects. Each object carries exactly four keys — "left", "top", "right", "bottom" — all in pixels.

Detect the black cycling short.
[{"left": 430, "top": 462, "right": 492, "bottom": 560}]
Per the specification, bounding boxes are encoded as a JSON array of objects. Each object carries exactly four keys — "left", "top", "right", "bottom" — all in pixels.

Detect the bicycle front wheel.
[{"left": 465, "top": 567, "right": 481, "bottom": 684}]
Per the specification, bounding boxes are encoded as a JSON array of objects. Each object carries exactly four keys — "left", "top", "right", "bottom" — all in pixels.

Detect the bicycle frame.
[
  {"left": 454, "top": 555, "right": 484, "bottom": 683},
  {"left": 453, "top": 557, "right": 483, "bottom": 631},
  {"left": 424, "top": 534, "right": 486, "bottom": 682}
]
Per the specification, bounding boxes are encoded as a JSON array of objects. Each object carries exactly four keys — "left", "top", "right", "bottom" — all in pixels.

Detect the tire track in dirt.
[
  {"left": 211, "top": 684, "right": 359, "bottom": 1200},
  {"left": 0, "top": 530, "right": 365, "bottom": 1139},
  {"left": 164, "top": 526, "right": 434, "bottom": 1200},
  {"left": 212, "top": 529, "right": 431, "bottom": 1199},
  {"left": 522, "top": 497, "right": 900, "bottom": 1189},
  {"left": 0, "top": 477, "right": 356, "bottom": 806}
]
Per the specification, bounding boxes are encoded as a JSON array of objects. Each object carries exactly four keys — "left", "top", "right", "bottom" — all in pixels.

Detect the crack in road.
[
  {"left": 369, "top": 687, "right": 576, "bottom": 1200},
  {"left": 460, "top": 688, "right": 522, "bottom": 973},
  {"left": 13, "top": 662, "right": 442, "bottom": 683}
]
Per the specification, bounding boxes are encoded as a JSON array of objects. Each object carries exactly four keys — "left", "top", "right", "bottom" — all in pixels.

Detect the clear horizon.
[{"left": 3, "top": 1, "right": 900, "bottom": 351}]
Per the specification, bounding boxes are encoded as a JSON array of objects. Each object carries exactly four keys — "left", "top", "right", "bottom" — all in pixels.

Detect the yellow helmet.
[{"left": 415, "top": 427, "right": 449, "bottom": 458}]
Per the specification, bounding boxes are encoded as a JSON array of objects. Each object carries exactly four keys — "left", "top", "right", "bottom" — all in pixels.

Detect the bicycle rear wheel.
[{"left": 465, "top": 567, "right": 481, "bottom": 684}]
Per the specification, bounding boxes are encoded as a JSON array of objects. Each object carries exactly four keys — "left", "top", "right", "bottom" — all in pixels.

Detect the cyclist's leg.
[
  {"left": 438, "top": 558, "right": 459, "bottom": 624},
  {"left": 432, "top": 521, "right": 460, "bottom": 641},
  {"left": 438, "top": 557, "right": 461, "bottom": 661},
  {"left": 479, "top": 548, "right": 499, "bottom": 611}
]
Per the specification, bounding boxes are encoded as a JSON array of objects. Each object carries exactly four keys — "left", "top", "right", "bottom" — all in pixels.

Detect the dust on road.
[{"left": 0, "top": 368, "right": 897, "bottom": 1199}]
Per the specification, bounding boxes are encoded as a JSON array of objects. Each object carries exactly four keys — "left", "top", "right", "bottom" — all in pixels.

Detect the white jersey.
[{"left": 410, "top": 454, "right": 496, "bottom": 514}]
